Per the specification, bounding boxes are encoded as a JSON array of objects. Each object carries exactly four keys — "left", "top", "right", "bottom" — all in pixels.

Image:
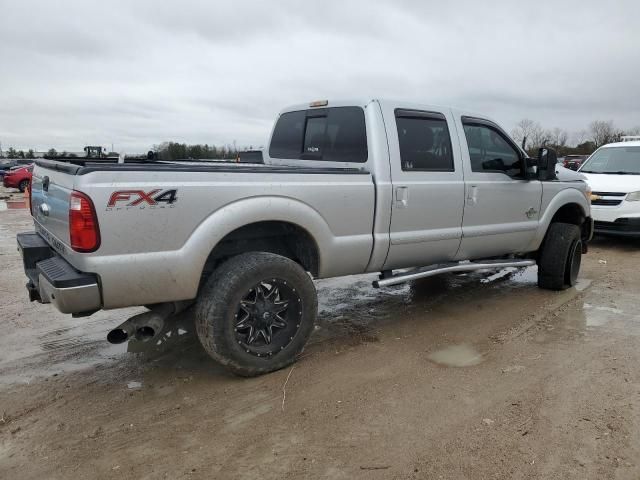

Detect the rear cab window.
[{"left": 269, "top": 107, "right": 367, "bottom": 163}]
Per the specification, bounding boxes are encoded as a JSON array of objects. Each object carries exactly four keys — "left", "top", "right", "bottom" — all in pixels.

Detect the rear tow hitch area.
[{"left": 107, "top": 302, "right": 190, "bottom": 345}]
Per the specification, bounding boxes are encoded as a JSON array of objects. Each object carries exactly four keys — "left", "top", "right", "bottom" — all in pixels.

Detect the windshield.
[{"left": 580, "top": 146, "right": 640, "bottom": 174}]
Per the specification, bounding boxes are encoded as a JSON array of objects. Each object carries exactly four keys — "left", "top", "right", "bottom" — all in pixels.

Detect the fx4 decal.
[{"left": 107, "top": 189, "right": 178, "bottom": 210}]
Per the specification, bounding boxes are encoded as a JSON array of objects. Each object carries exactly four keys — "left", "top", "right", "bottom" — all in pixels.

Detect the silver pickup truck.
[{"left": 18, "top": 99, "right": 593, "bottom": 376}]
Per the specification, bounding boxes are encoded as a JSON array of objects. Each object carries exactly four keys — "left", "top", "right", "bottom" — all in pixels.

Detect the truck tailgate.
[{"left": 30, "top": 166, "right": 75, "bottom": 250}]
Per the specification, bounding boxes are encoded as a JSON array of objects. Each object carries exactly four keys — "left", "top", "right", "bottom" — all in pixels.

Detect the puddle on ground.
[
  {"left": 542, "top": 286, "right": 640, "bottom": 339},
  {"left": 582, "top": 302, "right": 629, "bottom": 328},
  {"left": 427, "top": 344, "right": 483, "bottom": 367},
  {"left": 313, "top": 266, "right": 554, "bottom": 347},
  {"left": 575, "top": 279, "right": 592, "bottom": 291},
  {"left": 317, "top": 266, "right": 540, "bottom": 321},
  {"left": 468, "top": 265, "right": 539, "bottom": 286}
]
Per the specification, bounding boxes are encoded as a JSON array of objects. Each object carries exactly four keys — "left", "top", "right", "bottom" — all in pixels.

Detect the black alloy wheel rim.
[
  {"left": 234, "top": 279, "right": 302, "bottom": 357},
  {"left": 567, "top": 240, "right": 582, "bottom": 285}
]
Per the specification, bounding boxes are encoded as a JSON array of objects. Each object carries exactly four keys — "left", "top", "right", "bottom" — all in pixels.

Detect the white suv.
[{"left": 580, "top": 141, "right": 640, "bottom": 236}]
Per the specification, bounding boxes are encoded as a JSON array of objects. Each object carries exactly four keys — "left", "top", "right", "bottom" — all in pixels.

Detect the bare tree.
[
  {"left": 549, "top": 127, "right": 568, "bottom": 149},
  {"left": 511, "top": 119, "right": 539, "bottom": 150},
  {"left": 573, "top": 129, "right": 588, "bottom": 145},
  {"left": 589, "top": 120, "right": 617, "bottom": 147},
  {"left": 529, "top": 126, "right": 551, "bottom": 151}
]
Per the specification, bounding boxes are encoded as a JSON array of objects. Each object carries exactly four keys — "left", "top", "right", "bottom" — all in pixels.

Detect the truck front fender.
[{"left": 529, "top": 186, "right": 590, "bottom": 251}]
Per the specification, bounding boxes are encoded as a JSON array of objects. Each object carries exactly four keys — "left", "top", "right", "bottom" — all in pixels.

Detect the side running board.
[{"left": 373, "top": 259, "right": 536, "bottom": 288}]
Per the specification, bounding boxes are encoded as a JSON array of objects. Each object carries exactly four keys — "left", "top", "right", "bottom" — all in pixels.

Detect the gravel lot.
[{"left": 1, "top": 185, "right": 639, "bottom": 479}]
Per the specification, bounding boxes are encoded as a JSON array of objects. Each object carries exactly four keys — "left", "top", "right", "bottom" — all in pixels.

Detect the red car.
[
  {"left": 562, "top": 154, "right": 589, "bottom": 171},
  {"left": 2, "top": 164, "right": 33, "bottom": 192}
]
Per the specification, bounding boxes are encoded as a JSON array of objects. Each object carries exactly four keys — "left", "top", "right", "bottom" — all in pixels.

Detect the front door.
[
  {"left": 455, "top": 117, "right": 542, "bottom": 260},
  {"left": 383, "top": 107, "right": 465, "bottom": 270}
]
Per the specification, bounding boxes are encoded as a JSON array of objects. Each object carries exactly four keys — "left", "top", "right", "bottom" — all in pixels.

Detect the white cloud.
[{"left": 1, "top": 0, "right": 639, "bottom": 151}]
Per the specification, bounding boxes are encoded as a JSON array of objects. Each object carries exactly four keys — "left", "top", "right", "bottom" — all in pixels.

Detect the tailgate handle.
[{"left": 39, "top": 203, "right": 50, "bottom": 216}]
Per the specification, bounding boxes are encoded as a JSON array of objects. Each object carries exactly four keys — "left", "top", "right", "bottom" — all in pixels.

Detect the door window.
[
  {"left": 462, "top": 123, "right": 523, "bottom": 178},
  {"left": 395, "top": 112, "right": 454, "bottom": 171}
]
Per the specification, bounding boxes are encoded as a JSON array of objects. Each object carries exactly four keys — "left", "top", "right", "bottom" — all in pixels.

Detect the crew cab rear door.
[
  {"left": 455, "top": 115, "right": 542, "bottom": 259},
  {"left": 382, "top": 105, "right": 465, "bottom": 270}
]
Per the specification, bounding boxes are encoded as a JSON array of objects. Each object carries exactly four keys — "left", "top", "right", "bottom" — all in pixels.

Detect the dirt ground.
[{"left": 1, "top": 185, "right": 639, "bottom": 480}]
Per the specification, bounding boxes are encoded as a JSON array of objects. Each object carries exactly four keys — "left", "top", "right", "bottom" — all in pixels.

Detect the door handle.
[
  {"left": 466, "top": 185, "right": 478, "bottom": 205},
  {"left": 395, "top": 186, "right": 409, "bottom": 208}
]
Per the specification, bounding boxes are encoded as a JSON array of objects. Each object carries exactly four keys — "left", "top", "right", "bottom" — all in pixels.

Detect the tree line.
[
  {"left": 1, "top": 148, "right": 86, "bottom": 158},
  {"left": 153, "top": 142, "right": 255, "bottom": 161},
  {"left": 2, "top": 147, "right": 36, "bottom": 159},
  {"left": 511, "top": 119, "right": 640, "bottom": 157},
  {"left": 0, "top": 144, "right": 254, "bottom": 160},
  {"left": 4, "top": 121, "right": 638, "bottom": 161}
]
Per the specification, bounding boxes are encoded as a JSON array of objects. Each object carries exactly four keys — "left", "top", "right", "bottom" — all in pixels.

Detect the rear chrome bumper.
[{"left": 17, "top": 232, "right": 102, "bottom": 315}]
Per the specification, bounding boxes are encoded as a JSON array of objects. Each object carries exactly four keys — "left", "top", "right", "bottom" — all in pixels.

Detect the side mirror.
[{"left": 537, "top": 147, "right": 557, "bottom": 181}]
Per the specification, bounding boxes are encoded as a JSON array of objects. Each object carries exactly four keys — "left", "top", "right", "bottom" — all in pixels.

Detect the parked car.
[
  {"left": 579, "top": 141, "right": 640, "bottom": 236},
  {"left": 0, "top": 162, "right": 11, "bottom": 180},
  {"left": 563, "top": 154, "right": 589, "bottom": 171},
  {"left": 236, "top": 150, "right": 264, "bottom": 163},
  {"left": 2, "top": 164, "right": 33, "bottom": 192},
  {"left": 18, "top": 99, "right": 592, "bottom": 376}
]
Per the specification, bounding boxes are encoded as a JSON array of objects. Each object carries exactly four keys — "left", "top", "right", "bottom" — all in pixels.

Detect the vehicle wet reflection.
[
  {"left": 313, "top": 266, "right": 540, "bottom": 340},
  {"left": 121, "top": 309, "right": 223, "bottom": 375}
]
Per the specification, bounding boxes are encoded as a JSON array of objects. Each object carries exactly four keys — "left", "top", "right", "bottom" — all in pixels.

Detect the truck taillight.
[{"left": 69, "top": 191, "right": 100, "bottom": 252}]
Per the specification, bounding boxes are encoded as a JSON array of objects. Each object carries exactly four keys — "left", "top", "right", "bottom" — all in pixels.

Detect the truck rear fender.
[{"left": 187, "top": 195, "right": 368, "bottom": 288}]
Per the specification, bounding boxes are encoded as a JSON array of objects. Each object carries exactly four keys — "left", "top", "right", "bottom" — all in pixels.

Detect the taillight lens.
[{"left": 69, "top": 191, "right": 100, "bottom": 252}]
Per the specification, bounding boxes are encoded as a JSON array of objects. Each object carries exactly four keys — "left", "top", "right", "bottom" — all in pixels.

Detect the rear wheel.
[
  {"left": 195, "top": 252, "right": 317, "bottom": 376},
  {"left": 18, "top": 179, "right": 29, "bottom": 192},
  {"left": 537, "top": 222, "right": 582, "bottom": 290}
]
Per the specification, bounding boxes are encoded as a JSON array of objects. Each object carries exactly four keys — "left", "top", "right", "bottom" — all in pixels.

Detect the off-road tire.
[
  {"left": 18, "top": 180, "right": 29, "bottom": 193},
  {"left": 537, "top": 222, "right": 582, "bottom": 290},
  {"left": 195, "top": 252, "right": 317, "bottom": 377}
]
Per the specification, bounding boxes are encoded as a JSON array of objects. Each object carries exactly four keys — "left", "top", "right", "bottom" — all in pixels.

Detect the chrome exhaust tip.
[
  {"left": 107, "top": 328, "right": 129, "bottom": 344},
  {"left": 106, "top": 304, "right": 175, "bottom": 345}
]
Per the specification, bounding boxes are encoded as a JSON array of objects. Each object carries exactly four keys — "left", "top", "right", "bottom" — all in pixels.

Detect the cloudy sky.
[{"left": 1, "top": 0, "right": 639, "bottom": 152}]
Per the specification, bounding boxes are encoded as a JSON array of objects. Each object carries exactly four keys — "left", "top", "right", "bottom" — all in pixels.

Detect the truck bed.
[
  {"left": 30, "top": 158, "right": 377, "bottom": 309},
  {"left": 35, "top": 159, "right": 369, "bottom": 176}
]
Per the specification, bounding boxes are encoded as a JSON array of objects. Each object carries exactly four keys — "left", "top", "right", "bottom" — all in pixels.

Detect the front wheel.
[
  {"left": 195, "top": 252, "right": 317, "bottom": 376},
  {"left": 537, "top": 222, "right": 582, "bottom": 290},
  {"left": 18, "top": 180, "right": 29, "bottom": 193}
]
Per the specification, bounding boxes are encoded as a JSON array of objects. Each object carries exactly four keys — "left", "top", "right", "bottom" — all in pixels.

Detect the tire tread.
[
  {"left": 195, "top": 252, "right": 317, "bottom": 376},
  {"left": 537, "top": 222, "right": 581, "bottom": 290}
]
